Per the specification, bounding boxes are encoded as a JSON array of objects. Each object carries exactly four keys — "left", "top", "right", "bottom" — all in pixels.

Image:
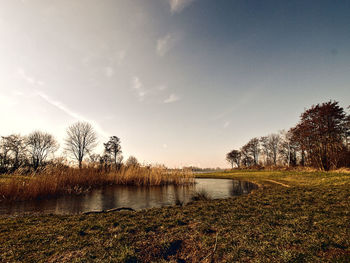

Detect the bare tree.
[
  {"left": 240, "top": 147, "right": 254, "bottom": 167},
  {"left": 125, "top": 156, "right": 139, "bottom": 167},
  {"left": 0, "top": 136, "right": 11, "bottom": 172},
  {"left": 226, "top": 150, "right": 241, "bottom": 169},
  {"left": 104, "top": 136, "right": 122, "bottom": 169},
  {"left": 99, "top": 153, "right": 112, "bottom": 172},
  {"left": 88, "top": 153, "right": 101, "bottom": 164},
  {"left": 345, "top": 106, "right": 350, "bottom": 150},
  {"left": 279, "top": 130, "right": 299, "bottom": 166},
  {"left": 241, "top": 137, "right": 260, "bottom": 165},
  {"left": 260, "top": 136, "right": 270, "bottom": 166},
  {"left": 116, "top": 155, "right": 124, "bottom": 169},
  {"left": 268, "top": 133, "right": 280, "bottom": 166},
  {"left": 65, "top": 122, "right": 97, "bottom": 169},
  {"left": 26, "top": 131, "right": 58, "bottom": 170},
  {"left": 4, "top": 134, "right": 27, "bottom": 171}
]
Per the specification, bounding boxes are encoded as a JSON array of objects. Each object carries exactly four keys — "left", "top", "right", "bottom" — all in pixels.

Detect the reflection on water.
[
  {"left": 230, "top": 180, "right": 259, "bottom": 195},
  {"left": 0, "top": 178, "right": 258, "bottom": 215}
]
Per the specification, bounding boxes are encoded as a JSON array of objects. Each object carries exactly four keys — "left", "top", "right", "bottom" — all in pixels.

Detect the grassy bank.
[
  {"left": 0, "top": 170, "right": 349, "bottom": 262},
  {"left": 0, "top": 166, "right": 194, "bottom": 202}
]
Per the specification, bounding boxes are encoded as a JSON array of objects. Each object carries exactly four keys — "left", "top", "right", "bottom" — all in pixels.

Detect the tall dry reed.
[{"left": 0, "top": 166, "right": 194, "bottom": 202}]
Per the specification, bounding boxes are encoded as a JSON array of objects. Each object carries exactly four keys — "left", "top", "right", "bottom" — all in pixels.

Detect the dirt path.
[{"left": 265, "top": 179, "right": 290, "bottom": 188}]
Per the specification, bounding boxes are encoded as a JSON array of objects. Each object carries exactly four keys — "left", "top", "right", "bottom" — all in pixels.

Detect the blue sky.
[{"left": 0, "top": 0, "right": 349, "bottom": 167}]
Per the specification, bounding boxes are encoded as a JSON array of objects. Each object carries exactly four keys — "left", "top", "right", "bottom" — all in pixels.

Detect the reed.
[{"left": 0, "top": 166, "right": 194, "bottom": 202}]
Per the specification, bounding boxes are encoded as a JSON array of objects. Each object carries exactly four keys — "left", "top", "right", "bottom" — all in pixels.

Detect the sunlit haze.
[{"left": 1, "top": 0, "right": 349, "bottom": 168}]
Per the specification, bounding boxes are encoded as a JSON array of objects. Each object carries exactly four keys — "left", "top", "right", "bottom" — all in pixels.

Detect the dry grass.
[
  {"left": 332, "top": 167, "right": 350, "bottom": 173},
  {"left": 0, "top": 166, "right": 194, "bottom": 202},
  {"left": 1, "top": 170, "right": 349, "bottom": 262}
]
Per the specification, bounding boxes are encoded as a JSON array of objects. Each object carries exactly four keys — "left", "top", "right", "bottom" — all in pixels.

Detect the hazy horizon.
[{"left": 1, "top": 0, "right": 350, "bottom": 168}]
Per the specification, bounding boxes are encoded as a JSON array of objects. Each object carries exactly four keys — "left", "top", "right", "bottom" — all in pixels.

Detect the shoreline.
[{"left": 0, "top": 177, "right": 257, "bottom": 216}]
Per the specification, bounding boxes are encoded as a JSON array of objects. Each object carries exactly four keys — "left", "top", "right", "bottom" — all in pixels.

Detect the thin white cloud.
[
  {"left": 163, "top": 93, "right": 180, "bottom": 104},
  {"left": 17, "top": 68, "right": 45, "bottom": 86},
  {"left": 156, "top": 34, "right": 177, "bottom": 57},
  {"left": 223, "top": 121, "right": 230, "bottom": 128},
  {"left": 35, "top": 91, "right": 81, "bottom": 120},
  {"left": 17, "top": 68, "right": 109, "bottom": 138},
  {"left": 169, "top": 0, "right": 196, "bottom": 14},
  {"left": 104, "top": 50, "right": 126, "bottom": 77},
  {"left": 211, "top": 87, "right": 263, "bottom": 120},
  {"left": 36, "top": 91, "right": 109, "bottom": 139},
  {"left": 131, "top": 76, "right": 147, "bottom": 101}
]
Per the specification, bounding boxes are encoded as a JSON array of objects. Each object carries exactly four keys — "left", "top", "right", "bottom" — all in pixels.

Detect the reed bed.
[{"left": 0, "top": 166, "right": 194, "bottom": 202}]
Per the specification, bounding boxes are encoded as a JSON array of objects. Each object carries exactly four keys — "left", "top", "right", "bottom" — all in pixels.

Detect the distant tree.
[
  {"left": 241, "top": 152, "right": 254, "bottom": 167},
  {"left": 345, "top": 106, "right": 350, "bottom": 149},
  {"left": 290, "top": 101, "right": 347, "bottom": 170},
  {"left": 279, "top": 130, "right": 298, "bottom": 166},
  {"left": 268, "top": 133, "right": 280, "bottom": 166},
  {"left": 4, "top": 134, "right": 27, "bottom": 171},
  {"left": 116, "top": 155, "right": 124, "bottom": 170},
  {"left": 260, "top": 136, "right": 270, "bottom": 166},
  {"left": 340, "top": 106, "right": 350, "bottom": 167},
  {"left": 0, "top": 136, "right": 11, "bottom": 172},
  {"left": 65, "top": 122, "right": 97, "bottom": 169},
  {"left": 241, "top": 138, "right": 260, "bottom": 165},
  {"left": 226, "top": 150, "right": 241, "bottom": 169},
  {"left": 125, "top": 156, "right": 139, "bottom": 167},
  {"left": 26, "top": 131, "right": 58, "bottom": 170},
  {"left": 104, "top": 136, "right": 122, "bottom": 169},
  {"left": 88, "top": 153, "right": 101, "bottom": 164},
  {"left": 99, "top": 153, "right": 112, "bottom": 172},
  {"left": 259, "top": 134, "right": 280, "bottom": 166}
]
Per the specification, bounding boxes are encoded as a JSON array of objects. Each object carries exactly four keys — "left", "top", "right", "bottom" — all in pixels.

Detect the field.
[{"left": 0, "top": 170, "right": 349, "bottom": 262}]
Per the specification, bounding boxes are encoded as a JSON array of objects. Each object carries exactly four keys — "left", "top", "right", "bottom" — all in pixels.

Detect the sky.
[{"left": 0, "top": 0, "right": 349, "bottom": 168}]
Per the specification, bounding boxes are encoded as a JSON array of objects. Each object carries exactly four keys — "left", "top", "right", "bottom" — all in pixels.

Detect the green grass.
[{"left": 0, "top": 170, "right": 349, "bottom": 262}]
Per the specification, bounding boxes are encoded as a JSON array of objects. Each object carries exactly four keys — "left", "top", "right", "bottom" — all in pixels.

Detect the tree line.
[
  {"left": 0, "top": 121, "right": 138, "bottom": 173},
  {"left": 226, "top": 101, "right": 350, "bottom": 171}
]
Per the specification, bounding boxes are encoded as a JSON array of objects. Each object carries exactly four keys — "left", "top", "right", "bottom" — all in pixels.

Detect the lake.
[{"left": 0, "top": 178, "right": 258, "bottom": 215}]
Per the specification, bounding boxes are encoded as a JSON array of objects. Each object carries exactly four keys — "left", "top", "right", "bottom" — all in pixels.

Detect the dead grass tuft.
[{"left": 0, "top": 166, "right": 194, "bottom": 202}]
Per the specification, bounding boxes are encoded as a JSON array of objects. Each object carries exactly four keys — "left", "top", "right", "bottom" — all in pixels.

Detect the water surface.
[{"left": 0, "top": 178, "right": 258, "bottom": 215}]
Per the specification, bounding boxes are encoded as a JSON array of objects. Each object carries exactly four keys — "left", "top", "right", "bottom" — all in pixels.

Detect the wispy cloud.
[
  {"left": 156, "top": 34, "right": 177, "bottom": 57},
  {"left": 130, "top": 78, "right": 179, "bottom": 104},
  {"left": 35, "top": 91, "right": 81, "bottom": 120},
  {"left": 163, "top": 93, "right": 180, "bottom": 104},
  {"left": 223, "top": 121, "right": 230, "bottom": 128},
  {"left": 17, "top": 68, "right": 45, "bottom": 86},
  {"left": 17, "top": 68, "right": 109, "bottom": 138},
  {"left": 131, "top": 76, "right": 147, "bottom": 101},
  {"left": 82, "top": 50, "right": 126, "bottom": 77},
  {"left": 211, "top": 87, "right": 263, "bottom": 121},
  {"left": 36, "top": 91, "right": 109, "bottom": 138},
  {"left": 104, "top": 50, "right": 126, "bottom": 77},
  {"left": 169, "top": 0, "right": 196, "bottom": 14}
]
